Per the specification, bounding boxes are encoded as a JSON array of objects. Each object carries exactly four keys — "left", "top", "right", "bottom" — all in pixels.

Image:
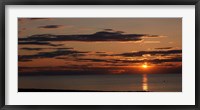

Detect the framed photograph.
[{"left": 0, "top": 0, "right": 199, "bottom": 109}]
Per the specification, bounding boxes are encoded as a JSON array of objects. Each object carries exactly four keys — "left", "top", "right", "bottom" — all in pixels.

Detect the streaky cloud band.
[{"left": 19, "top": 31, "right": 163, "bottom": 42}]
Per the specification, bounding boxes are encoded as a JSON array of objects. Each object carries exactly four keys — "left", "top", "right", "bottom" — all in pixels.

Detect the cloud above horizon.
[
  {"left": 114, "top": 49, "right": 182, "bottom": 57},
  {"left": 21, "top": 47, "right": 73, "bottom": 51},
  {"left": 18, "top": 31, "right": 164, "bottom": 42},
  {"left": 74, "top": 56, "right": 182, "bottom": 64},
  {"left": 19, "top": 48, "right": 182, "bottom": 69},
  {"left": 28, "top": 18, "right": 51, "bottom": 20},
  {"left": 38, "top": 25, "right": 64, "bottom": 29},
  {"left": 18, "top": 41, "right": 64, "bottom": 47},
  {"left": 18, "top": 48, "right": 89, "bottom": 62},
  {"left": 155, "top": 47, "right": 173, "bottom": 50}
]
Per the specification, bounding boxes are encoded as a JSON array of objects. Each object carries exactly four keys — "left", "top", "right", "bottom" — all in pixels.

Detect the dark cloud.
[
  {"left": 117, "top": 57, "right": 182, "bottom": 64},
  {"left": 56, "top": 48, "right": 74, "bottom": 50},
  {"left": 72, "top": 49, "right": 182, "bottom": 64},
  {"left": 38, "top": 25, "right": 64, "bottom": 29},
  {"left": 28, "top": 18, "right": 51, "bottom": 20},
  {"left": 21, "top": 48, "right": 43, "bottom": 51},
  {"left": 18, "top": 49, "right": 89, "bottom": 62},
  {"left": 115, "top": 31, "right": 125, "bottom": 34},
  {"left": 75, "top": 58, "right": 109, "bottom": 63},
  {"left": 95, "top": 49, "right": 182, "bottom": 57},
  {"left": 155, "top": 47, "right": 173, "bottom": 50},
  {"left": 120, "top": 57, "right": 182, "bottom": 64},
  {"left": 145, "top": 35, "right": 161, "bottom": 37},
  {"left": 74, "top": 56, "right": 182, "bottom": 64},
  {"left": 18, "top": 31, "right": 162, "bottom": 42},
  {"left": 115, "top": 49, "right": 182, "bottom": 57},
  {"left": 21, "top": 47, "right": 73, "bottom": 51},
  {"left": 104, "top": 29, "right": 114, "bottom": 31},
  {"left": 95, "top": 51, "right": 106, "bottom": 54},
  {"left": 18, "top": 41, "right": 63, "bottom": 47},
  {"left": 150, "top": 57, "right": 182, "bottom": 64},
  {"left": 18, "top": 59, "right": 33, "bottom": 62}
]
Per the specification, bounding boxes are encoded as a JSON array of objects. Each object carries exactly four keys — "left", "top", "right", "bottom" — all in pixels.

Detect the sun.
[
  {"left": 142, "top": 64, "right": 148, "bottom": 68},
  {"left": 142, "top": 63, "right": 148, "bottom": 69}
]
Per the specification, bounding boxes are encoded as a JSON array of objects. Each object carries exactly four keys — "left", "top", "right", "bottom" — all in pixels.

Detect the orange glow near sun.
[{"left": 142, "top": 63, "right": 148, "bottom": 69}]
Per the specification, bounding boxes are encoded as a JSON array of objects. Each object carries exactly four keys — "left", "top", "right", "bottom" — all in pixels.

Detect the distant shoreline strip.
[{"left": 18, "top": 88, "right": 150, "bottom": 92}]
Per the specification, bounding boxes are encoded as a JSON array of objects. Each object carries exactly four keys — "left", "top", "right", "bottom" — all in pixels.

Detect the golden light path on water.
[
  {"left": 141, "top": 62, "right": 149, "bottom": 91},
  {"left": 142, "top": 74, "right": 148, "bottom": 91}
]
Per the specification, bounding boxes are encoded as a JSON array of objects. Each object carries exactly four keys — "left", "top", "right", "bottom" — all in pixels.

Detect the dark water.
[{"left": 18, "top": 74, "right": 182, "bottom": 92}]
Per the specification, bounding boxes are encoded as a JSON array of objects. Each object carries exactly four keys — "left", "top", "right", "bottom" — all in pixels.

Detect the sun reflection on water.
[{"left": 142, "top": 74, "right": 148, "bottom": 91}]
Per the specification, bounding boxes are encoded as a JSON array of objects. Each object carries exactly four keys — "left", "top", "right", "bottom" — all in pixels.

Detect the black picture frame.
[{"left": 0, "top": 0, "right": 199, "bottom": 109}]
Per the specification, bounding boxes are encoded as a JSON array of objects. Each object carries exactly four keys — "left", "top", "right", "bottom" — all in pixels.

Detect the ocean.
[{"left": 18, "top": 74, "right": 182, "bottom": 92}]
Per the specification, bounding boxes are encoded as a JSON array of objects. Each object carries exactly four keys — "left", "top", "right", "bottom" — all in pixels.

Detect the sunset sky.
[{"left": 18, "top": 18, "right": 182, "bottom": 75}]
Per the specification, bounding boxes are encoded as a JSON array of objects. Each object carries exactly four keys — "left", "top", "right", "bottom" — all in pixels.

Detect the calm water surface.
[{"left": 19, "top": 74, "right": 182, "bottom": 92}]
